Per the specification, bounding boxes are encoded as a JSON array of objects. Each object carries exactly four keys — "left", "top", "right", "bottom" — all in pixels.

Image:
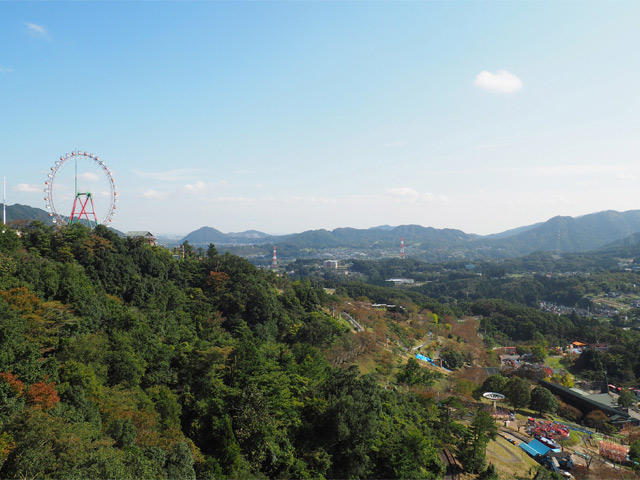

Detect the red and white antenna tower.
[
  {"left": 400, "top": 236, "right": 405, "bottom": 259},
  {"left": 272, "top": 246, "right": 278, "bottom": 269}
]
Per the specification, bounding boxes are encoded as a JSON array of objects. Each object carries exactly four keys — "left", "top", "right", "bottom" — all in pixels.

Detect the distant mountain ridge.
[
  {"left": 181, "top": 209, "right": 640, "bottom": 259},
  {"left": 7, "top": 203, "right": 640, "bottom": 260},
  {"left": 483, "top": 210, "right": 640, "bottom": 256},
  {"left": 182, "top": 226, "right": 275, "bottom": 245}
]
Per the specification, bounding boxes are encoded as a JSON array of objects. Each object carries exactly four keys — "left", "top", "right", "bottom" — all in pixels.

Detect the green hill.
[{"left": 1, "top": 203, "right": 54, "bottom": 225}]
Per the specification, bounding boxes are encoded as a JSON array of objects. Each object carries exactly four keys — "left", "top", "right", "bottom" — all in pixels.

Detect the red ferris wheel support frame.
[{"left": 70, "top": 192, "right": 98, "bottom": 228}]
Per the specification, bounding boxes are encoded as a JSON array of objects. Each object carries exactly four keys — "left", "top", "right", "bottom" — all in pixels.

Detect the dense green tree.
[
  {"left": 301, "top": 367, "right": 382, "bottom": 479},
  {"left": 397, "top": 357, "right": 441, "bottom": 386},
  {"left": 618, "top": 390, "right": 636, "bottom": 409},
  {"left": 505, "top": 377, "right": 531, "bottom": 412},
  {"left": 107, "top": 417, "right": 137, "bottom": 448},
  {"left": 481, "top": 374, "right": 507, "bottom": 394},
  {"left": 531, "top": 344, "right": 547, "bottom": 363},
  {"left": 530, "top": 386, "right": 558, "bottom": 416},
  {"left": 440, "top": 348, "right": 465, "bottom": 370},
  {"left": 166, "top": 442, "right": 196, "bottom": 480},
  {"left": 457, "top": 410, "right": 497, "bottom": 474}
]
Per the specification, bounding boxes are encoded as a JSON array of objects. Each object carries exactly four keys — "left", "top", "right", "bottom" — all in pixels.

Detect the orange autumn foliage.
[
  {"left": 207, "top": 271, "right": 230, "bottom": 290},
  {"left": 0, "top": 372, "right": 25, "bottom": 396},
  {"left": 24, "top": 381, "right": 60, "bottom": 410},
  {"left": 0, "top": 287, "right": 41, "bottom": 315}
]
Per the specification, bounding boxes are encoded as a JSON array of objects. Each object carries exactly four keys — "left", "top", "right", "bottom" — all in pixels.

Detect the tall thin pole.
[{"left": 3, "top": 176, "right": 5, "bottom": 225}]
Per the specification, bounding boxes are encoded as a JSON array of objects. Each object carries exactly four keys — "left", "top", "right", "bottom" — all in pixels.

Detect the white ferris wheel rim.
[{"left": 44, "top": 151, "right": 118, "bottom": 226}]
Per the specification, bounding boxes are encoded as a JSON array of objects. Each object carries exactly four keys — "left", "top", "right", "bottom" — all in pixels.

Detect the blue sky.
[{"left": 1, "top": 1, "right": 640, "bottom": 235}]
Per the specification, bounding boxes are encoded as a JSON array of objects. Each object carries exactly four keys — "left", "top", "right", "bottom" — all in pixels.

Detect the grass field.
[
  {"left": 478, "top": 436, "right": 539, "bottom": 480},
  {"left": 544, "top": 355, "right": 564, "bottom": 370}
]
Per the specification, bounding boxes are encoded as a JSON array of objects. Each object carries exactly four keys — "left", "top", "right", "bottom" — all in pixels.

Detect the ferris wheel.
[{"left": 44, "top": 151, "right": 117, "bottom": 227}]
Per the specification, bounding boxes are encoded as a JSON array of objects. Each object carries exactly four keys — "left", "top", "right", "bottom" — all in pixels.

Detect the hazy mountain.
[
  {"left": 483, "top": 221, "right": 545, "bottom": 240},
  {"left": 1, "top": 203, "right": 54, "bottom": 225},
  {"left": 270, "top": 224, "right": 477, "bottom": 250},
  {"left": 180, "top": 209, "right": 640, "bottom": 259},
  {"left": 182, "top": 226, "right": 274, "bottom": 245},
  {"left": 486, "top": 210, "right": 640, "bottom": 255}
]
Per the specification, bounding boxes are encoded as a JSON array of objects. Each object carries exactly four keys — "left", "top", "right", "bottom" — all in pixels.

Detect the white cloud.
[
  {"left": 77, "top": 172, "right": 100, "bottom": 182},
  {"left": 213, "top": 196, "right": 256, "bottom": 203},
  {"left": 474, "top": 70, "right": 523, "bottom": 93},
  {"left": 133, "top": 168, "right": 208, "bottom": 182},
  {"left": 14, "top": 183, "right": 41, "bottom": 193},
  {"left": 384, "top": 187, "right": 449, "bottom": 203},
  {"left": 184, "top": 181, "right": 209, "bottom": 194},
  {"left": 0, "top": 66, "right": 13, "bottom": 73},
  {"left": 142, "top": 189, "right": 171, "bottom": 199},
  {"left": 25, "top": 22, "right": 47, "bottom": 38}
]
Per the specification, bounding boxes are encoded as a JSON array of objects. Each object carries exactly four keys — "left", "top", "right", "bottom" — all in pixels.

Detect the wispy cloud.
[
  {"left": 383, "top": 187, "right": 449, "bottom": 203},
  {"left": 142, "top": 189, "right": 171, "bottom": 199},
  {"left": 432, "top": 163, "right": 640, "bottom": 178},
  {"left": 213, "top": 196, "right": 256, "bottom": 203},
  {"left": 284, "top": 196, "right": 338, "bottom": 205},
  {"left": 14, "top": 183, "right": 41, "bottom": 193},
  {"left": 132, "top": 168, "right": 209, "bottom": 182},
  {"left": 184, "top": 181, "right": 210, "bottom": 194},
  {"left": 77, "top": 172, "right": 100, "bottom": 182},
  {"left": 474, "top": 70, "right": 523, "bottom": 93},
  {"left": 25, "top": 22, "right": 48, "bottom": 39},
  {"left": 0, "top": 66, "right": 13, "bottom": 73}
]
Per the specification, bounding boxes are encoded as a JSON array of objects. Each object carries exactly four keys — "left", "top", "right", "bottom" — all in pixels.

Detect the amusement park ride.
[
  {"left": 44, "top": 151, "right": 117, "bottom": 227},
  {"left": 482, "top": 391, "right": 506, "bottom": 414}
]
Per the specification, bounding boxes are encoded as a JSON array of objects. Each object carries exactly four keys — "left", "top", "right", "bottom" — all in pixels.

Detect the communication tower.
[
  {"left": 272, "top": 246, "right": 278, "bottom": 269},
  {"left": 400, "top": 236, "right": 405, "bottom": 259}
]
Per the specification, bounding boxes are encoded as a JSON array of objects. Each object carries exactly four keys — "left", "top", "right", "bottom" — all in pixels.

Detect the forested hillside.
[{"left": 0, "top": 223, "right": 447, "bottom": 479}]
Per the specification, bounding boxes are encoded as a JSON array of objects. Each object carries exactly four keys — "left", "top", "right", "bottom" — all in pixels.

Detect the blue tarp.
[{"left": 415, "top": 354, "right": 452, "bottom": 372}]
